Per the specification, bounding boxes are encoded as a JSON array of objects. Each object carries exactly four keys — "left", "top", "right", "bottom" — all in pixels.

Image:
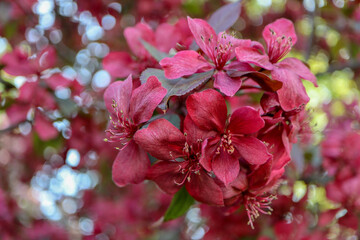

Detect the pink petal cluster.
[{"left": 103, "top": 16, "right": 317, "bottom": 228}]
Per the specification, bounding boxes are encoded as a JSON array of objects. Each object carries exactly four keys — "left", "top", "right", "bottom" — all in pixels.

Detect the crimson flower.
[
  {"left": 104, "top": 75, "right": 167, "bottom": 187},
  {"left": 135, "top": 116, "right": 224, "bottom": 205},
  {"left": 160, "top": 17, "right": 253, "bottom": 96},
  {"left": 235, "top": 18, "right": 317, "bottom": 111},
  {"left": 186, "top": 89, "right": 271, "bottom": 185}
]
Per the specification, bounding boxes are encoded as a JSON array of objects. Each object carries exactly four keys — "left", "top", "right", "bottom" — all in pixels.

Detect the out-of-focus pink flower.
[
  {"left": 103, "top": 20, "right": 191, "bottom": 79},
  {"left": 1, "top": 46, "right": 56, "bottom": 76},
  {"left": 6, "top": 80, "right": 58, "bottom": 141}
]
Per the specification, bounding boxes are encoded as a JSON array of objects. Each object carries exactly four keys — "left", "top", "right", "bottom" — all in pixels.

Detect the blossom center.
[
  {"left": 104, "top": 100, "right": 137, "bottom": 148},
  {"left": 245, "top": 195, "right": 276, "bottom": 229},
  {"left": 175, "top": 140, "right": 203, "bottom": 185},
  {"left": 216, "top": 130, "right": 235, "bottom": 155},
  {"left": 267, "top": 28, "right": 293, "bottom": 63},
  {"left": 213, "top": 34, "right": 233, "bottom": 70},
  {"left": 200, "top": 33, "right": 233, "bottom": 70}
]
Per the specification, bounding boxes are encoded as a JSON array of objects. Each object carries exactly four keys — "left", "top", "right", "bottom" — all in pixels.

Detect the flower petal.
[
  {"left": 248, "top": 159, "right": 272, "bottom": 190},
  {"left": 147, "top": 161, "right": 184, "bottom": 194},
  {"left": 228, "top": 106, "right": 265, "bottom": 135},
  {"left": 187, "top": 17, "right": 217, "bottom": 60},
  {"left": 262, "top": 18, "right": 297, "bottom": 49},
  {"left": 112, "top": 140, "right": 150, "bottom": 187},
  {"left": 183, "top": 115, "right": 217, "bottom": 147},
  {"left": 272, "top": 66, "right": 310, "bottom": 111},
  {"left": 155, "top": 23, "right": 182, "bottom": 53},
  {"left": 34, "top": 111, "right": 58, "bottom": 141},
  {"left": 18, "top": 81, "right": 37, "bottom": 102},
  {"left": 103, "top": 52, "right": 136, "bottom": 79},
  {"left": 129, "top": 76, "right": 167, "bottom": 124},
  {"left": 160, "top": 50, "right": 211, "bottom": 79},
  {"left": 186, "top": 89, "right": 227, "bottom": 133},
  {"left": 45, "top": 73, "right": 73, "bottom": 90},
  {"left": 277, "top": 57, "right": 317, "bottom": 86},
  {"left": 6, "top": 104, "right": 31, "bottom": 125},
  {"left": 134, "top": 118, "right": 185, "bottom": 160},
  {"left": 200, "top": 136, "right": 220, "bottom": 171},
  {"left": 185, "top": 170, "right": 224, "bottom": 206},
  {"left": 104, "top": 75, "right": 133, "bottom": 116},
  {"left": 212, "top": 150, "right": 240, "bottom": 185},
  {"left": 124, "top": 22, "right": 155, "bottom": 58},
  {"left": 233, "top": 136, "right": 271, "bottom": 165},
  {"left": 235, "top": 43, "right": 273, "bottom": 70},
  {"left": 221, "top": 171, "right": 248, "bottom": 200},
  {"left": 259, "top": 125, "right": 291, "bottom": 171},
  {"left": 213, "top": 71, "right": 242, "bottom": 97}
]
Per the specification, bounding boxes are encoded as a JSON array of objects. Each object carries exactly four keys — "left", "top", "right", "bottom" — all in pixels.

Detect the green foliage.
[{"left": 164, "top": 187, "right": 195, "bottom": 221}]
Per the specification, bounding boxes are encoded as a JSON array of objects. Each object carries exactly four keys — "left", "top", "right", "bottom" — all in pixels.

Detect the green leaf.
[
  {"left": 140, "top": 68, "right": 214, "bottom": 110},
  {"left": 164, "top": 187, "right": 195, "bottom": 221},
  {"left": 140, "top": 39, "right": 171, "bottom": 62}
]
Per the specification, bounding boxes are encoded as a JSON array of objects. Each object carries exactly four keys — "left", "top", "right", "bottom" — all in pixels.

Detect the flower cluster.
[{"left": 104, "top": 16, "right": 317, "bottom": 227}]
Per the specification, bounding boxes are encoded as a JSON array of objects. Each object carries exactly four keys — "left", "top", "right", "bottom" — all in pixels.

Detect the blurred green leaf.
[
  {"left": 140, "top": 39, "right": 171, "bottom": 62},
  {"left": 164, "top": 187, "right": 195, "bottom": 221}
]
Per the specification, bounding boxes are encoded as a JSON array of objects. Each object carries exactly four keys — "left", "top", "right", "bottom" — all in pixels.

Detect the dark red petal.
[
  {"left": 147, "top": 161, "right": 184, "bottom": 194},
  {"left": 233, "top": 136, "right": 271, "bottom": 165},
  {"left": 186, "top": 89, "right": 227, "bottom": 133},
  {"left": 160, "top": 50, "right": 211, "bottom": 79},
  {"left": 221, "top": 170, "right": 248, "bottom": 200},
  {"left": 228, "top": 106, "right": 265, "bottom": 135},
  {"left": 134, "top": 119, "right": 185, "bottom": 160},
  {"left": 235, "top": 44, "right": 273, "bottom": 70},
  {"left": 199, "top": 137, "right": 220, "bottom": 172},
  {"left": 272, "top": 66, "right": 310, "bottom": 111},
  {"left": 212, "top": 150, "right": 240, "bottom": 185},
  {"left": 262, "top": 18, "right": 297, "bottom": 49},
  {"left": 103, "top": 52, "right": 136, "bottom": 79},
  {"left": 260, "top": 125, "right": 291, "bottom": 171},
  {"left": 278, "top": 57, "right": 317, "bottom": 86},
  {"left": 183, "top": 115, "right": 217, "bottom": 147},
  {"left": 187, "top": 17, "right": 217, "bottom": 60},
  {"left": 104, "top": 75, "right": 133, "bottom": 116},
  {"left": 248, "top": 159, "right": 272, "bottom": 190},
  {"left": 250, "top": 168, "right": 284, "bottom": 195},
  {"left": 185, "top": 170, "right": 224, "bottom": 206},
  {"left": 213, "top": 71, "right": 242, "bottom": 97},
  {"left": 129, "top": 76, "right": 167, "bottom": 124},
  {"left": 112, "top": 140, "right": 150, "bottom": 187}
]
